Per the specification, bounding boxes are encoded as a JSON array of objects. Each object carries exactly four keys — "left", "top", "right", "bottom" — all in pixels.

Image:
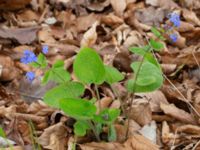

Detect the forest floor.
[{"left": 0, "top": 0, "right": 200, "bottom": 150}]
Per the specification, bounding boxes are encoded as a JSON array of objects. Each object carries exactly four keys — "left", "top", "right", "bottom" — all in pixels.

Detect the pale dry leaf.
[
  {"left": 101, "top": 14, "right": 123, "bottom": 26},
  {"left": 139, "top": 121, "right": 157, "bottom": 144},
  {"left": 180, "top": 0, "right": 200, "bottom": 9},
  {"left": 145, "top": 0, "right": 159, "bottom": 7},
  {"left": 0, "top": 26, "right": 39, "bottom": 44},
  {"left": 160, "top": 103, "right": 196, "bottom": 124},
  {"left": 86, "top": 0, "right": 110, "bottom": 12},
  {"left": 136, "top": 90, "right": 169, "bottom": 112},
  {"left": 76, "top": 13, "right": 100, "bottom": 32},
  {"left": 80, "top": 134, "right": 159, "bottom": 150},
  {"left": 0, "top": 105, "right": 17, "bottom": 119},
  {"left": 95, "top": 97, "right": 113, "bottom": 113},
  {"left": 110, "top": 0, "right": 127, "bottom": 16},
  {"left": 161, "top": 64, "right": 177, "bottom": 75},
  {"left": 129, "top": 98, "right": 152, "bottom": 126},
  {"left": 17, "top": 9, "right": 40, "bottom": 21},
  {"left": 158, "top": 0, "right": 179, "bottom": 9},
  {"left": 177, "top": 124, "right": 200, "bottom": 134},
  {"left": 124, "top": 134, "right": 159, "bottom": 150},
  {"left": 127, "top": 119, "right": 141, "bottom": 136},
  {"left": 81, "top": 21, "right": 98, "bottom": 47},
  {"left": 0, "top": 55, "right": 18, "bottom": 81},
  {"left": 182, "top": 9, "right": 200, "bottom": 26},
  {"left": 38, "top": 27, "right": 56, "bottom": 43},
  {"left": 178, "top": 21, "right": 195, "bottom": 32},
  {"left": 110, "top": 99, "right": 121, "bottom": 109},
  {"left": 123, "top": 30, "right": 142, "bottom": 48},
  {"left": 38, "top": 122, "right": 68, "bottom": 150},
  {"left": 126, "top": 0, "right": 137, "bottom": 5},
  {"left": 162, "top": 121, "right": 175, "bottom": 144}
]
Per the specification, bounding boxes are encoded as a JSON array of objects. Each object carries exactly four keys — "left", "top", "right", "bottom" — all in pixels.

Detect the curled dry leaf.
[
  {"left": 0, "top": 55, "right": 19, "bottom": 81},
  {"left": 177, "top": 124, "right": 200, "bottom": 134},
  {"left": 80, "top": 133, "right": 159, "bottom": 150},
  {"left": 160, "top": 103, "right": 196, "bottom": 124},
  {"left": 162, "top": 121, "right": 175, "bottom": 144},
  {"left": 0, "top": 26, "right": 39, "bottom": 44},
  {"left": 136, "top": 90, "right": 169, "bottom": 112},
  {"left": 81, "top": 21, "right": 98, "bottom": 47},
  {"left": 161, "top": 64, "right": 177, "bottom": 75},
  {"left": 101, "top": 14, "right": 124, "bottom": 27},
  {"left": 178, "top": 21, "right": 195, "bottom": 32},
  {"left": 129, "top": 98, "right": 152, "bottom": 126},
  {"left": 0, "top": 105, "right": 17, "bottom": 119},
  {"left": 182, "top": 9, "right": 200, "bottom": 26},
  {"left": 110, "top": 0, "right": 127, "bottom": 16},
  {"left": 38, "top": 122, "right": 68, "bottom": 150},
  {"left": 85, "top": 0, "right": 110, "bottom": 12}
]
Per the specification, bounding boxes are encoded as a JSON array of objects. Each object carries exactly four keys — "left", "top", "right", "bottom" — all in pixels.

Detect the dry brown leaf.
[
  {"left": 95, "top": 97, "right": 113, "bottom": 113},
  {"left": 80, "top": 134, "right": 159, "bottom": 150},
  {"left": 0, "top": 55, "right": 19, "bottom": 81},
  {"left": 160, "top": 103, "right": 196, "bottom": 124},
  {"left": 110, "top": 0, "right": 127, "bottom": 16},
  {"left": 85, "top": 0, "right": 110, "bottom": 12},
  {"left": 182, "top": 9, "right": 200, "bottom": 26},
  {"left": 38, "top": 27, "right": 56, "bottom": 43},
  {"left": 180, "top": 0, "right": 200, "bottom": 10},
  {"left": 76, "top": 14, "right": 100, "bottom": 32},
  {"left": 177, "top": 124, "right": 200, "bottom": 134},
  {"left": 162, "top": 121, "right": 175, "bottom": 144},
  {"left": 38, "top": 122, "right": 68, "bottom": 150},
  {"left": 0, "top": 0, "right": 31, "bottom": 11},
  {"left": 101, "top": 14, "right": 124, "bottom": 26},
  {"left": 129, "top": 98, "right": 152, "bottom": 126},
  {"left": 135, "top": 7, "right": 165, "bottom": 26},
  {"left": 17, "top": 9, "right": 40, "bottom": 21},
  {"left": 178, "top": 21, "right": 195, "bottom": 32},
  {"left": 161, "top": 64, "right": 177, "bottom": 75},
  {"left": 0, "top": 26, "right": 39, "bottom": 44},
  {"left": 81, "top": 21, "right": 98, "bottom": 47},
  {"left": 136, "top": 90, "right": 169, "bottom": 112}
]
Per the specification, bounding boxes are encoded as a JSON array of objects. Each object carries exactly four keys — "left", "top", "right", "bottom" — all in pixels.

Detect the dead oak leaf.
[
  {"left": 160, "top": 103, "right": 196, "bottom": 124},
  {"left": 0, "top": 26, "right": 39, "bottom": 44},
  {"left": 110, "top": 0, "right": 127, "bottom": 16}
]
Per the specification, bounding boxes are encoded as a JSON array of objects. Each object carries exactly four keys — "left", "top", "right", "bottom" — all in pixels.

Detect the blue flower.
[
  {"left": 42, "top": 45, "right": 48, "bottom": 54},
  {"left": 169, "top": 13, "right": 181, "bottom": 27},
  {"left": 26, "top": 72, "right": 35, "bottom": 82},
  {"left": 20, "top": 50, "right": 37, "bottom": 64},
  {"left": 170, "top": 33, "right": 178, "bottom": 42}
]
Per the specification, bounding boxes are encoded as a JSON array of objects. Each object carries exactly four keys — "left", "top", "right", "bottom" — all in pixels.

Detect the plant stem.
[
  {"left": 125, "top": 51, "right": 150, "bottom": 139},
  {"left": 95, "top": 85, "right": 101, "bottom": 112},
  {"left": 87, "top": 121, "right": 100, "bottom": 142}
]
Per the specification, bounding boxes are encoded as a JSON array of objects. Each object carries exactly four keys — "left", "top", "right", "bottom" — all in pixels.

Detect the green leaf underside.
[
  {"left": 128, "top": 61, "right": 163, "bottom": 93},
  {"left": 42, "top": 60, "right": 70, "bottom": 84},
  {"left": 104, "top": 65, "right": 124, "bottom": 85},
  {"left": 59, "top": 98, "right": 97, "bottom": 120},
  {"left": 74, "top": 120, "right": 90, "bottom": 136},
  {"left": 93, "top": 108, "right": 120, "bottom": 124},
  {"left": 73, "top": 47, "right": 105, "bottom": 84},
  {"left": 108, "top": 125, "right": 116, "bottom": 142},
  {"left": 0, "top": 127, "right": 6, "bottom": 138},
  {"left": 150, "top": 39, "right": 164, "bottom": 51},
  {"left": 44, "top": 82, "right": 85, "bottom": 108}
]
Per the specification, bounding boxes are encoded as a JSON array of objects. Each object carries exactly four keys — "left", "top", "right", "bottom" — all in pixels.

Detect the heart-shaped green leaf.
[
  {"left": 73, "top": 47, "right": 105, "bottom": 84},
  {"left": 59, "top": 98, "right": 97, "bottom": 120},
  {"left": 44, "top": 81, "right": 85, "bottom": 108},
  {"left": 128, "top": 61, "right": 163, "bottom": 93},
  {"left": 104, "top": 65, "right": 124, "bottom": 85},
  {"left": 74, "top": 120, "right": 90, "bottom": 136}
]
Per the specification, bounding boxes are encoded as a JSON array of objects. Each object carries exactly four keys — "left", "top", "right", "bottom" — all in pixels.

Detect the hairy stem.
[
  {"left": 87, "top": 121, "right": 100, "bottom": 142},
  {"left": 95, "top": 85, "right": 101, "bottom": 112}
]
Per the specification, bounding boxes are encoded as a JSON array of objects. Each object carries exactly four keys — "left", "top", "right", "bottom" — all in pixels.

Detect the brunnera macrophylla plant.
[{"left": 20, "top": 12, "right": 180, "bottom": 142}]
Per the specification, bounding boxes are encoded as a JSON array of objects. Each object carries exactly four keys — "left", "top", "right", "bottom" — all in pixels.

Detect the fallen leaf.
[
  {"left": 0, "top": 0, "right": 31, "bottom": 11},
  {"left": 161, "top": 64, "right": 177, "bottom": 75},
  {"left": 160, "top": 103, "right": 196, "bottom": 124},
  {"left": 110, "top": 0, "right": 127, "bottom": 16},
  {"left": 139, "top": 121, "right": 157, "bottom": 144},
  {"left": 101, "top": 14, "right": 124, "bottom": 27},
  {"left": 85, "top": 0, "right": 110, "bottom": 12},
  {"left": 182, "top": 9, "right": 200, "bottom": 26},
  {"left": 80, "top": 133, "right": 159, "bottom": 150},
  {"left": 0, "top": 26, "right": 39, "bottom": 44},
  {"left": 129, "top": 98, "right": 152, "bottom": 126},
  {"left": 38, "top": 122, "right": 68, "bottom": 150},
  {"left": 136, "top": 90, "right": 169, "bottom": 112},
  {"left": 177, "top": 124, "right": 200, "bottom": 134},
  {"left": 81, "top": 21, "right": 98, "bottom": 47}
]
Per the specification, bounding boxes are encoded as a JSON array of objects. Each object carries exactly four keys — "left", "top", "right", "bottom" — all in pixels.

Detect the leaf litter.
[{"left": 0, "top": 0, "right": 200, "bottom": 149}]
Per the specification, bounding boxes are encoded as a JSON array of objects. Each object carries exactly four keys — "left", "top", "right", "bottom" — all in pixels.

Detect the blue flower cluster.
[
  {"left": 21, "top": 46, "right": 49, "bottom": 82},
  {"left": 167, "top": 12, "right": 181, "bottom": 42}
]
